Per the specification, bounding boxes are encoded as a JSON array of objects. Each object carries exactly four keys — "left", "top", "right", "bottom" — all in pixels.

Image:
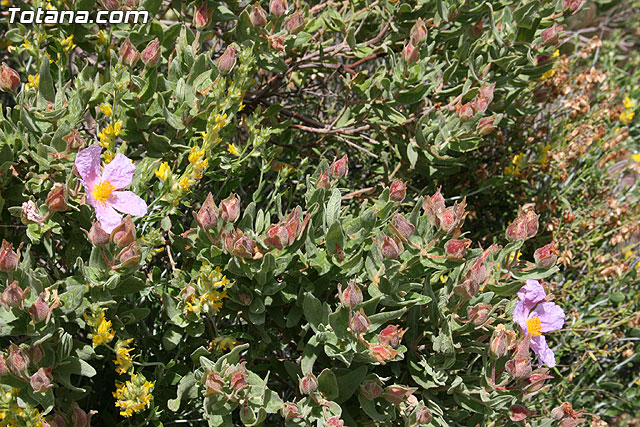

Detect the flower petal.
[
  {"left": 531, "top": 302, "right": 565, "bottom": 333},
  {"left": 517, "top": 280, "right": 546, "bottom": 305},
  {"left": 530, "top": 335, "right": 556, "bottom": 368},
  {"left": 512, "top": 300, "right": 530, "bottom": 333},
  {"left": 95, "top": 202, "right": 123, "bottom": 234},
  {"left": 110, "top": 191, "right": 148, "bottom": 217},
  {"left": 102, "top": 153, "right": 136, "bottom": 189},
  {"left": 75, "top": 145, "right": 102, "bottom": 187}
]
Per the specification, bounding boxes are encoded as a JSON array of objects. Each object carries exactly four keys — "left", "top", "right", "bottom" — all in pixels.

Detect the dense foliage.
[{"left": 0, "top": 0, "right": 639, "bottom": 425}]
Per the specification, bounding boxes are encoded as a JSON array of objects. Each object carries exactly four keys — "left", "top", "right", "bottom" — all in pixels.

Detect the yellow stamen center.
[
  {"left": 526, "top": 317, "right": 542, "bottom": 337},
  {"left": 92, "top": 181, "right": 114, "bottom": 203}
]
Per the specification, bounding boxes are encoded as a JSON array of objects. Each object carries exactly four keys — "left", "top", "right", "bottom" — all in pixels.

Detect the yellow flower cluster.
[
  {"left": 184, "top": 263, "right": 230, "bottom": 314},
  {"left": 61, "top": 34, "right": 76, "bottom": 52},
  {"left": 227, "top": 143, "right": 240, "bottom": 156},
  {"left": 26, "top": 74, "right": 39, "bottom": 89},
  {"left": 114, "top": 338, "right": 135, "bottom": 375},
  {"left": 620, "top": 96, "right": 636, "bottom": 124},
  {"left": 100, "top": 104, "right": 113, "bottom": 117},
  {"left": 211, "top": 336, "right": 237, "bottom": 352},
  {"left": 539, "top": 50, "right": 560, "bottom": 81},
  {"left": 505, "top": 153, "right": 526, "bottom": 175},
  {"left": 0, "top": 387, "right": 47, "bottom": 426},
  {"left": 155, "top": 161, "right": 170, "bottom": 181},
  {"left": 113, "top": 373, "right": 154, "bottom": 418},
  {"left": 98, "top": 121, "right": 122, "bottom": 148},
  {"left": 84, "top": 309, "right": 116, "bottom": 347}
]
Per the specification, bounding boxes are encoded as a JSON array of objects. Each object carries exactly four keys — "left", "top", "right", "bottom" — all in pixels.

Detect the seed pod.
[
  {"left": 444, "top": 238, "right": 471, "bottom": 260},
  {"left": 329, "top": 155, "right": 348, "bottom": 179},
  {"left": 119, "top": 37, "right": 140, "bottom": 67},
  {"left": 467, "top": 303, "right": 491, "bottom": 326},
  {"left": 264, "top": 223, "right": 289, "bottom": 249},
  {"left": 284, "top": 10, "right": 305, "bottom": 33},
  {"left": 281, "top": 402, "right": 301, "bottom": 420},
  {"left": 195, "top": 193, "right": 218, "bottom": 230},
  {"left": 338, "top": 280, "right": 363, "bottom": 309},
  {"left": 141, "top": 38, "right": 161, "bottom": 67},
  {"left": 350, "top": 308, "right": 370, "bottom": 334},
  {"left": 249, "top": 4, "right": 268, "bottom": 27},
  {"left": 220, "top": 194, "right": 241, "bottom": 223},
  {"left": 46, "top": 183, "right": 69, "bottom": 212},
  {"left": 389, "top": 179, "right": 406, "bottom": 202},
  {"left": 298, "top": 371, "right": 318, "bottom": 395},
  {"left": 534, "top": 242, "right": 558, "bottom": 268},
  {"left": 401, "top": 42, "right": 419, "bottom": 64},
  {"left": 30, "top": 367, "right": 54, "bottom": 393},
  {"left": 117, "top": 243, "right": 141, "bottom": 267},
  {"left": 0, "top": 240, "right": 20, "bottom": 272},
  {"left": 415, "top": 404, "right": 433, "bottom": 424},
  {"left": 410, "top": 18, "right": 428, "bottom": 45},
  {"left": 0, "top": 63, "right": 21, "bottom": 93},
  {"left": 316, "top": 169, "right": 331, "bottom": 189},
  {"left": 110, "top": 215, "right": 136, "bottom": 248},
  {"left": 505, "top": 357, "right": 532, "bottom": 380},
  {"left": 489, "top": 324, "right": 508, "bottom": 358},
  {"left": 7, "top": 344, "right": 30, "bottom": 378},
  {"left": 477, "top": 116, "right": 497, "bottom": 135},
  {"left": 269, "top": 0, "right": 287, "bottom": 17},
  {"left": 193, "top": 1, "right": 211, "bottom": 29},
  {"left": 216, "top": 45, "right": 237, "bottom": 74},
  {"left": 457, "top": 102, "right": 475, "bottom": 121},
  {"left": 88, "top": 221, "right": 110, "bottom": 246},
  {"left": 1, "top": 281, "right": 30, "bottom": 310},
  {"left": 377, "top": 233, "right": 403, "bottom": 259},
  {"left": 389, "top": 213, "right": 414, "bottom": 243},
  {"left": 378, "top": 325, "right": 407, "bottom": 348}
]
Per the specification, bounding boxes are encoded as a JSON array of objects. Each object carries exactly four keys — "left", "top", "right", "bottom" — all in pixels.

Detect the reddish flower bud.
[
  {"left": 541, "top": 23, "right": 560, "bottom": 46},
  {"left": 378, "top": 325, "right": 407, "bottom": 348},
  {"left": 472, "top": 96, "right": 489, "bottom": 114},
  {"left": 444, "top": 238, "right": 471, "bottom": 261},
  {"left": 423, "top": 188, "right": 446, "bottom": 224},
  {"left": 534, "top": 242, "right": 558, "bottom": 268},
  {"left": 524, "top": 210, "right": 539, "bottom": 238},
  {"left": 437, "top": 207, "right": 457, "bottom": 234},
  {"left": 384, "top": 385, "right": 417, "bottom": 405},
  {"left": 416, "top": 405, "right": 433, "bottom": 424},
  {"left": 479, "top": 82, "right": 495, "bottom": 104},
  {"left": 377, "top": 233, "right": 403, "bottom": 259},
  {"left": 220, "top": 194, "right": 241, "bottom": 223},
  {"left": 99, "top": 0, "right": 120, "bottom": 10},
  {"left": 249, "top": 4, "right": 268, "bottom": 27},
  {"left": 467, "top": 303, "right": 491, "bottom": 326},
  {"left": 350, "top": 308, "right": 370, "bottom": 334},
  {"left": 193, "top": 1, "right": 211, "bottom": 29},
  {"left": 389, "top": 179, "right": 406, "bottom": 202},
  {"left": 281, "top": 402, "right": 301, "bottom": 420},
  {"left": 360, "top": 380, "right": 383, "bottom": 400},
  {"left": 46, "top": 183, "right": 69, "bottom": 212},
  {"left": 0, "top": 354, "right": 8, "bottom": 376},
  {"left": 489, "top": 324, "right": 508, "bottom": 358},
  {"left": 0, "top": 240, "right": 20, "bottom": 272},
  {"left": 410, "top": 18, "right": 428, "bottom": 45},
  {"left": 0, "top": 63, "right": 21, "bottom": 93},
  {"left": 204, "top": 371, "right": 226, "bottom": 396},
  {"left": 216, "top": 45, "right": 237, "bottom": 75},
  {"left": 233, "top": 235, "right": 255, "bottom": 258},
  {"left": 7, "top": 344, "right": 30, "bottom": 378},
  {"left": 457, "top": 102, "right": 475, "bottom": 121},
  {"left": 21, "top": 200, "right": 44, "bottom": 225},
  {"left": 195, "top": 193, "right": 218, "bottom": 230},
  {"left": 401, "top": 42, "right": 420, "bottom": 64},
  {"left": 505, "top": 357, "right": 532, "bottom": 380},
  {"left": 368, "top": 343, "right": 398, "bottom": 364},
  {"left": 110, "top": 215, "right": 136, "bottom": 248},
  {"left": 28, "top": 345, "right": 44, "bottom": 365},
  {"left": 119, "top": 38, "right": 140, "bottom": 67},
  {"left": 29, "top": 291, "right": 59, "bottom": 324},
  {"left": 229, "top": 362, "right": 248, "bottom": 392},
  {"left": 87, "top": 221, "right": 110, "bottom": 246},
  {"left": 63, "top": 129, "right": 86, "bottom": 152},
  {"left": 389, "top": 213, "right": 414, "bottom": 243},
  {"left": 264, "top": 224, "right": 289, "bottom": 249},
  {"left": 338, "top": 280, "right": 363, "bottom": 309},
  {"left": 329, "top": 155, "right": 348, "bottom": 179},
  {"left": 316, "top": 169, "right": 331, "bottom": 189},
  {"left": 180, "top": 283, "right": 197, "bottom": 302},
  {"left": 71, "top": 402, "right": 96, "bottom": 427},
  {"left": 141, "top": 38, "right": 161, "bottom": 67},
  {"left": 477, "top": 116, "right": 497, "bottom": 135},
  {"left": 269, "top": 0, "right": 287, "bottom": 18},
  {"left": 509, "top": 405, "right": 533, "bottom": 422},
  {"left": 284, "top": 10, "right": 305, "bottom": 34},
  {"left": 562, "top": 0, "right": 586, "bottom": 14},
  {"left": 506, "top": 208, "right": 538, "bottom": 241},
  {"left": 524, "top": 369, "right": 553, "bottom": 394},
  {"left": 298, "top": 371, "right": 318, "bottom": 395},
  {"left": 1, "top": 281, "right": 30, "bottom": 310},
  {"left": 326, "top": 416, "right": 344, "bottom": 427},
  {"left": 117, "top": 243, "right": 141, "bottom": 267},
  {"left": 30, "top": 367, "right": 54, "bottom": 393}
]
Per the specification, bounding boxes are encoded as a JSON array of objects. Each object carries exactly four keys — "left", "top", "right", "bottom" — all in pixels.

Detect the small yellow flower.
[
  {"left": 155, "top": 162, "right": 170, "bottom": 181},
  {"left": 188, "top": 146, "right": 205, "bottom": 164},
  {"left": 114, "top": 338, "right": 135, "bottom": 375},
  {"left": 104, "top": 151, "right": 114, "bottom": 164},
  {"left": 1, "top": 0, "right": 10, "bottom": 6},
  {"left": 537, "top": 144, "right": 551, "bottom": 166},
  {"left": 179, "top": 176, "right": 195, "bottom": 191},
  {"left": 84, "top": 310, "right": 116, "bottom": 348},
  {"left": 620, "top": 109, "right": 635, "bottom": 124},
  {"left": 539, "top": 69, "right": 555, "bottom": 81},
  {"left": 191, "top": 158, "right": 209, "bottom": 179},
  {"left": 212, "top": 113, "right": 228, "bottom": 131},
  {"left": 23, "top": 40, "right": 32, "bottom": 50},
  {"left": 97, "top": 30, "right": 108, "bottom": 45},
  {"left": 113, "top": 374, "right": 154, "bottom": 418},
  {"left": 552, "top": 49, "right": 560, "bottom": 59},
  {"left": 61, "top": 34, "right": 76, "bottom": 52},
  {"left": 623, "top": 96, "right": 637, "bottom": 110},
  {"left": 98, "top": 121, "right": 122, "bottom": 148},
  {"left": 227, "top": 144, "right": 240, "bottom": 156},
  {"left": 100, "top": 104, "right": 113, "bottom": 117},
  {"left": 238, "top": 103, "right": 246, "bottom": 111},
  {"left": 632, "top": 153, "right": 640, "bottom": 163},
  {"left": 212, "top": 336, "right": 237, "bottom": 352},
  {"left": 26, "top": 74, "right": 39, "bottom": 89}
]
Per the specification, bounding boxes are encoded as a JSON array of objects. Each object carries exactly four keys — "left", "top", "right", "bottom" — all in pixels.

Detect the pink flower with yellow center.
[
  {"left": 75, "top": 145, "right": 147, "bottom": 233},
  {"left": 513, "top": 280, "right": 565, "bottom": 368}
]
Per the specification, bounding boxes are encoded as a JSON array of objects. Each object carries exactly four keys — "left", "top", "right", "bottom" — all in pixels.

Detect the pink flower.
[
  {"left": 513, "top": 280, "right": 565, "bottom": 368},
  {"left": 75, "top": 146, "right": 147, "bottom": 233}
]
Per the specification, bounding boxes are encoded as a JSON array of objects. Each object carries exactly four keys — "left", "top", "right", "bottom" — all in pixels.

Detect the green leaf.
[
  {"left": 168, "top": 373, "right": 198, "bottom": 412},
  {"left": 317, "top": 368, "right": 339, "bottom": 400},
  {"left": 38, "top": 57, "right": 55, "bottom": 102}
]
